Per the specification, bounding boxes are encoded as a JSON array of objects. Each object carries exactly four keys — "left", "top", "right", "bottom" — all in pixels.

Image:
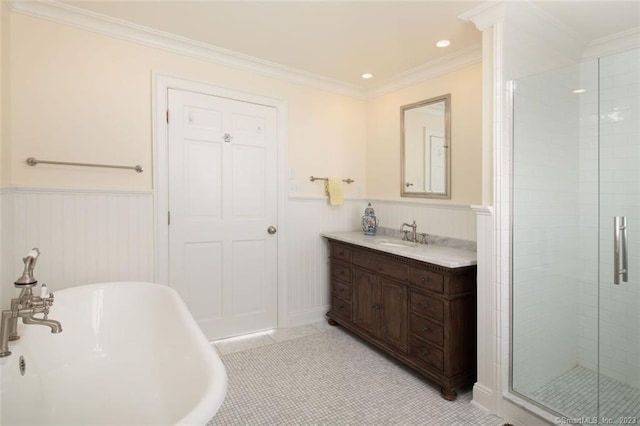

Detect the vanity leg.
[
  {"left": 440, "top": 387, "right": 457, "bottom": 401},
  {"left": 327, "top": 318, "right": 339, "bottom": 326}
]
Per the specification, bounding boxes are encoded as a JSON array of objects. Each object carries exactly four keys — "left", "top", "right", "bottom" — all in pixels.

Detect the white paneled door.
[{"left": 168, "top": 89, "right": 278, "bottom": 340}]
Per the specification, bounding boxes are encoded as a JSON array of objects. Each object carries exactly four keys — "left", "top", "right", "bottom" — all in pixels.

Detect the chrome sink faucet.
[
  {"left": 0, "top": 248, "right": 62, "bottom": 358},
  {"left": 401, "top": 221, "right": 418, "bottom": 243}
]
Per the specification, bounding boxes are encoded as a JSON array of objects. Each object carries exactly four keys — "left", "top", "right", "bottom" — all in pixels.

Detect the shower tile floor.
[{"left": 530, "top": 366, "right": 640, "bottom": 424}]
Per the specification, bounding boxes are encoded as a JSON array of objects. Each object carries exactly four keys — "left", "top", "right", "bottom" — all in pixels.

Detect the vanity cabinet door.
[
  {"left": 353, "top": 268, "right": 377, "bottom": 335},
  {"left": 378, "top": 278, "right": 408, "bottom": 353},
  {"left": 353, "top": 268, "right": 408, "bottom": 352}
]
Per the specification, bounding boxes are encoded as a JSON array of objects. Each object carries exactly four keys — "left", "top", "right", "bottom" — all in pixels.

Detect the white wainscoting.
[
  {"left": 370, "top": 199, "right": 477, "bottom": 242},
  {"left": 1, "top": 188, "right": 478, "bottom": 330},
  {"left": 284, "top": 197, "right": 362, "bottom": 326},
  {"left": 1, "top": 186, "right": 154, "bottom": 304},
  {"left": 471, "top": 205, "right": 497, "bottom": 412},
  {"left": 0, "top": 188, "right": 13, "bottom": 309},
  {"left": 284, "top": 197, "right": 478, "bottom": 326}
]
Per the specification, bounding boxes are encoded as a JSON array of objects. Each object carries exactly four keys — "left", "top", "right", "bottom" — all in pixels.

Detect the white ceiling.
[
  {"left": 61, "top": 1, "right": 640, "bottom": 88},
  {"left": 64, "top": 0, "right": 483, "bottom": 87}
]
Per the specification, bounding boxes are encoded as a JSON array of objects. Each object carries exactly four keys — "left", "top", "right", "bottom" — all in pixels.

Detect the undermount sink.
[{"left": 375, "top": 239, "right": 419, "bottom": 248}]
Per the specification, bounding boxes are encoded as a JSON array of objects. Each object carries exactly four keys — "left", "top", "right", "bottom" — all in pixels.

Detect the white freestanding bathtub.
[{"left": 0, "top": 282, "right": 227, "bottom": 425}]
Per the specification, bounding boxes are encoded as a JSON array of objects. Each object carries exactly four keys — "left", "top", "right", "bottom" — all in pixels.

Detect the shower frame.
[{"left": 507, "top": 48, "right": 640, "bottom": 423}]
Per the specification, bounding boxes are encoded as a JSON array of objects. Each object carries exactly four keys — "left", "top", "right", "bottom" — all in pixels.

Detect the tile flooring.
[
  {"left": 213, "top": 322, "right": 333, "bottom": 356},
  {"left": 529, "top": 366, "right": 640, "bottom": 424},
  {"left": 209, "top": 322, "right": 502, "bottom": 425}
]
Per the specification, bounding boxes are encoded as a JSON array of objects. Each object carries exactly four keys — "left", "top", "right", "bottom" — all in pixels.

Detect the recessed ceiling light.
[
  {"left": 361, "top": 73, "right": 374, "bottom": 79},
  {"left": 572, "top": 88, "right": 587, "bottom": 94},
  {"left": 436, "top": 40, "right": 451, "bottom": 48}
]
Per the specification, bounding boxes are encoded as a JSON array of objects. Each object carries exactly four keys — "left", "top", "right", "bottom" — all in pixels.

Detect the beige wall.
[
  {"left": 1, "top": 1, "right": 9, "bottom": 185},
  {"left": 6, "top": 12, "right": 482, "bottom": 204},
  {"left": 7, "top": 14, "right": 367, "bottom": 196},
  {"left": 366, "top": 63, "right": 482, "bottom": 205}
]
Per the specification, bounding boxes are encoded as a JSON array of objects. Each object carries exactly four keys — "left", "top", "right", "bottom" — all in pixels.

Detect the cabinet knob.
[
  {"left": 339, "top": 270, "right": 345, "bottom": 275},
  {"left": 372, "top": 303, "right": 381, "bottom": 310},
  {"left": 422, "top": 303, "right": 429, "bottom": 309},
  {"left": 422, "top": 326, "right": 430, "bottom": 333},
  {"left": 339, "top": 251, "right": 344, "bottom": 256},
  {"left": 421, "top": 277, "right": 430, "bottom": 283},
  {"left": 421, "top": 348, "right": 429, "bottom": 356}
]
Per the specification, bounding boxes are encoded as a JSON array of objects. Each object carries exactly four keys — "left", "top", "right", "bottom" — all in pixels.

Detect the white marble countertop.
[{"left": 322, "top": 231, "right": 477, "bottom": 269}]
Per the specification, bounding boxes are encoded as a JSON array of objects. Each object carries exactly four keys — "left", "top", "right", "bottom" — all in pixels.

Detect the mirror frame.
[{"left": 400, "top": 93, "right": 451, "bottom": 199}]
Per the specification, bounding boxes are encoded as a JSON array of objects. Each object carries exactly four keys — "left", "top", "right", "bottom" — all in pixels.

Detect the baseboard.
[
  {"left": 471, "top": 383, "right": 497, "bottom": 414},
  {"left": 286, "top": 306, "right": 329, "bottom": 328}
]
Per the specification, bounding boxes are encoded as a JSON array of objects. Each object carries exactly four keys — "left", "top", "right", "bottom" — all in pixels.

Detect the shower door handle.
[{"left": 614, "top": 216, "right": 628, "bottom": 285}]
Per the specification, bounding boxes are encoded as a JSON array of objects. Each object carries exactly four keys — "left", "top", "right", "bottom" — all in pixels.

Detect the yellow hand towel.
[{"left": 325, "top": 178, "right": 344, "bottom": 206}]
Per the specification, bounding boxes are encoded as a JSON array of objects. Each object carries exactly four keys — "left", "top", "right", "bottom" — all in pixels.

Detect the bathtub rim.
[{"left": 6, "top": 281, "right": 228, "bottom": 425}]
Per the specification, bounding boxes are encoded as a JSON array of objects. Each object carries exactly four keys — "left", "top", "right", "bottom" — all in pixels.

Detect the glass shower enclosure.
[{"left": 511, "top": 48, "right": 640, "bottom": 423}]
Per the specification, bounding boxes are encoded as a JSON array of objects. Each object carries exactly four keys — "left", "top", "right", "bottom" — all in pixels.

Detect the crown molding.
[
  {"left": 366, "top": 45, "right": 482, "bottom": 99},
  {"left": 459, "top": 0, "right": 587, "bottom": 60},
  {"left": 458, "top": 0, "right": 506, "bottom": 31},
  {"left": 8, "top": 0, "right": 487, "bottom": 101},
  {"left": 8, "top": 0, "right": 367, "bottom": 99},
  {"left": 583, "top": 26, "right": 640, "bottom": 60}
]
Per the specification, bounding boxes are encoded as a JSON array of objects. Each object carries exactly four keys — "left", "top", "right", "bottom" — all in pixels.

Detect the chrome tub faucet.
[{"left": 0, "top": 248, "right": 62, "bottom": 358}]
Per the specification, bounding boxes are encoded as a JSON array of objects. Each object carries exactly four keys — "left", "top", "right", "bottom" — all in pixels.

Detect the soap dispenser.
[{"left": 361, "top": 202, "right": 379, "bottom": 235}]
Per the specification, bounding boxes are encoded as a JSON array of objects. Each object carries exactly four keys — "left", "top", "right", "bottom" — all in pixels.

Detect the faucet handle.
[
  {"left": 402, "top": 230, "right": 410, "bottom": 241},
  {"left": 420, "top": 233, "right": 428, "bottom": 244},
  {"left": 40, "top": 284, "right": 54, "bottom": 307},
  {"left": 41, "top": 287, "right": 54, "bottom": 319}
]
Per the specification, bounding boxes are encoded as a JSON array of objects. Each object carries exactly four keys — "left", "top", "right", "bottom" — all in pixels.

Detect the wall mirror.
[{"left": 401, "top": 94, "right": 451, "bottom": 199}]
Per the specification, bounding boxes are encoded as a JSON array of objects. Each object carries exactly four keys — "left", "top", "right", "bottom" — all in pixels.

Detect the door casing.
[{"left": 152, "top": 73, "right": 289, "bottom": 330}]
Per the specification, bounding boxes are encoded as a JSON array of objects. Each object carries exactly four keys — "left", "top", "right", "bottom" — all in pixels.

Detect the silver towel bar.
[
  {"left": 26, "top": 157, "right": 143, "bottom": 173},
  {"left": 309, "top": 176, "right": 355, "bottom": 184}
]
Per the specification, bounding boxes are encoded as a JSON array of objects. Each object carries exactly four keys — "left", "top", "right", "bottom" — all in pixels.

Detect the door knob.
[{"left": 267, "top": 226, "right": 277, "bottom": 235}]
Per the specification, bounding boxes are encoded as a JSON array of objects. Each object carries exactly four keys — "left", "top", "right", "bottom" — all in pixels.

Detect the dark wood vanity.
[{"left": 326, "top": 237, "right": 477, "bottom": 400}]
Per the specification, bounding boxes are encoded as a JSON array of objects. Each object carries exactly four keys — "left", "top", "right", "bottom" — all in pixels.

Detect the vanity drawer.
[
  {"left": 410, "top": 314, "right": 444, "bottom": 347},
  {"left": 409, "top": 267, "right": 444, "bottom": 294},
  {"left": 353, "top": 251, "right": 408, "bottom": 281},
  {"left": 331, "top": 295, "right": 352, "bottom": 321},
  {"left": 410, "top": 336, "right": 444, "bottom": 372},
  {"left": 332, "top": 279, "right": 352, "bottom": 302},
  {"left": 331, "top": 245, "right": 352, "bottom": 263},
  {"left": 410, "top": 292, "right": 444, "bottom": 321},
  {"left": 331, "top": 261, "right": 352, "bottom": 283}
]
